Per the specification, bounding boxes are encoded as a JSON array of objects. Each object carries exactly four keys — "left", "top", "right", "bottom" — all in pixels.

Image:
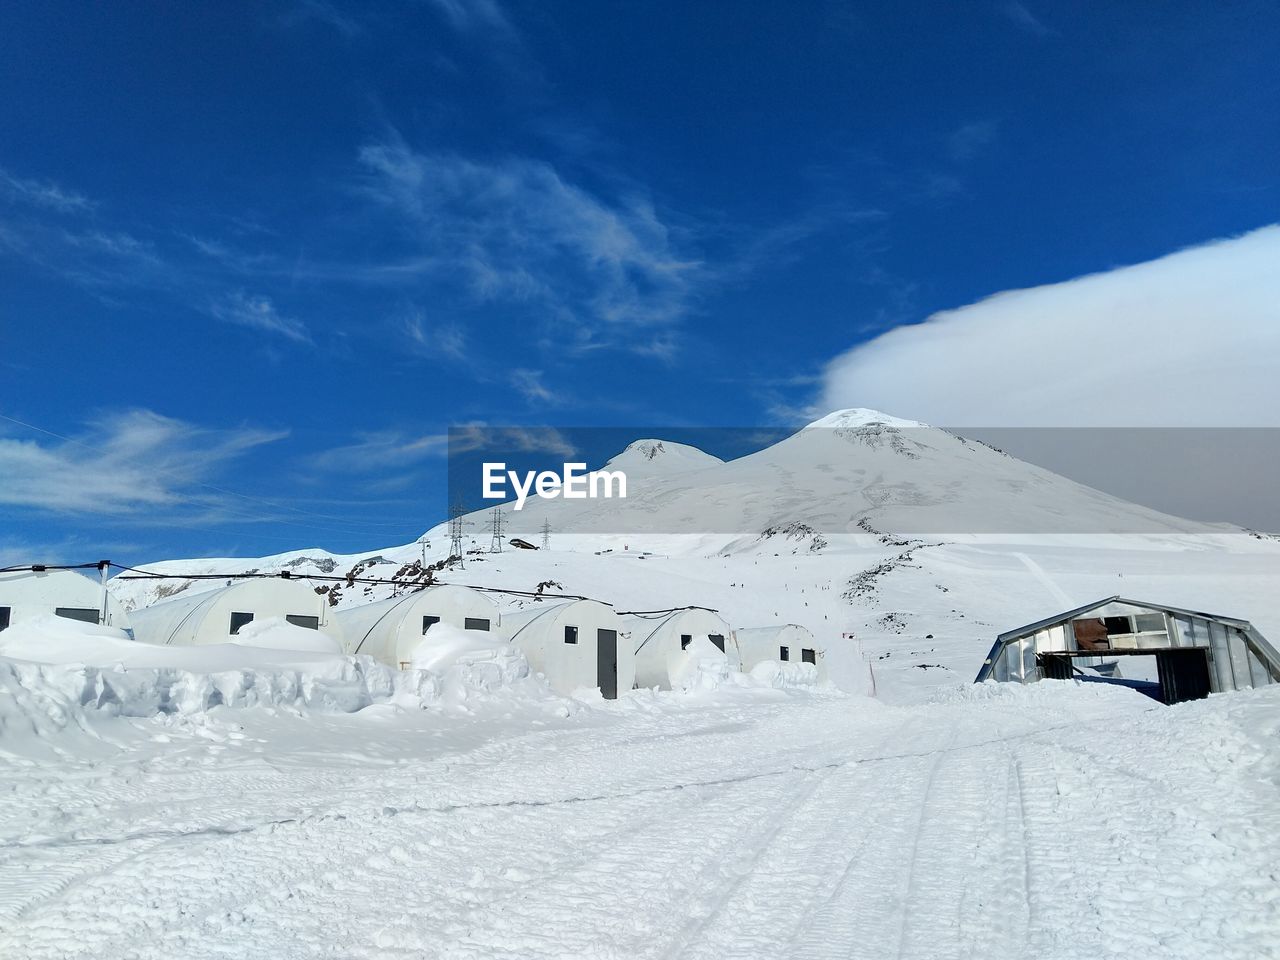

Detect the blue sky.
[{"left": 2, "top": 1, "right": 1278, "bottom": 561}]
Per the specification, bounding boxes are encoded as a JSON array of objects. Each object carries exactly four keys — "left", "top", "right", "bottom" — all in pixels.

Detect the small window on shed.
[
  {"left": 0, "top": 606, "right": 10, "bottom": 631},
  {"left": 680, "top": 633, "right": 692, "bottom": 650},
  {"left": 1134, "top": 613, "right": 1166, "bottom": 633},
  {"left": 802, "top": 648, "right": 816, "bottom": 664},
  {"left": 286, "top": 615, "right": 319, "bottom": 630},
  {"left": 422, "top": 615, "right": 440, "bottom": 634},
  {"left": 229, "top": 611, "right": 254, "bottom": 635},
  {"left": 708, "top": 634, "right": 725, "bottom": 652},
  {"left": 779, "top": 646, "right": 790, "bottom": 661},
  {"left": 56, "top": 607, "right": 100, "bottom": 624},
  {"left": 1103, "top": 616, "right": 1132, "bottom": 636},
  {"left": 565, "top": 625, "right": 578, "bottom": 644},
  {"left": 464, "top": 617, "right": 491, "bottom": 632}
]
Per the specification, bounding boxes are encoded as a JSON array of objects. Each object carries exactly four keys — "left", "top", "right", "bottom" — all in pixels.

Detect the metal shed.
[{"left": 975, "top": 597, "right": 1280, "bottom": 704}]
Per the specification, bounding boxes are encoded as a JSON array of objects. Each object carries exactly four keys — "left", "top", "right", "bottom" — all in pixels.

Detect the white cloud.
[
  {"left": 947, "top": 120, "right": 999, "bottom": 162},
  {"left": 0, "top": 167, "right": 93, "bottom": 213},
  {"left": 509, "top": 368, "right": 560, "bottom": 405},
  {"left": 356, "top": 139, "right": 702, "bottom": 352},
  {"left": 424, "top": 0, "right": 512, "bottom": 34},
  {"left": 402, "top": 309, "right": 467, "bottom": 360},
  {"left": 210, "top": 291, "right": 311, "bottom": 343},
  {"left": 310, "top": 430, "right": 450, "bottom": 473},
  {"left": 0, "top": 410, "right": 286, "bottom": 515},
  {"left": 816, "top": 226, "right": 1280, "bottom": 426},
  {"left": 1002, "top": 2, "right": 1055, "bottom": 37}
]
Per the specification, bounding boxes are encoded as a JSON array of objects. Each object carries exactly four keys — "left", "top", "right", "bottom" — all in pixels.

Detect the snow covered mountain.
[{"left": 494, "top": 408, "right": 1228, "bottom": 540}]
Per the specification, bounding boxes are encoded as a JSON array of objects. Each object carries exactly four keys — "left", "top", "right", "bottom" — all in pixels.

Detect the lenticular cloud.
[{"left": 818, "top": 225, "right": 1280, "bottom": 426}]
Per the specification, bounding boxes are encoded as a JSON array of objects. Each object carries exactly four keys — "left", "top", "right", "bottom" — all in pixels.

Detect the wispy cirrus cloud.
[
  {"left": 0, "top": 166, "right": 94, "bottom": 213},
  {"left": 279, "top": 0, "right": 363, "bottom": 37},
  {"left": 509, "top": 368, "right": 561, "bottom": 405},
  {"left": 401, "top": 308, "right": 468, "bottom": 360},
  {"left": 309, "top": 430, "right": 450, "bottom": 473},
  {"left": 423, "top": 0, "right": 514, "bottom": 36},
  {"left": 1002, "top": 2, "right": 1056, "bottom": 38},
  {"left": 0, "top": 409, "right": 287, "bottom": 515},
  {"left": 947, "top": 120, "right": 999, "bottom": 162},
  {"left": 355, "top": 137, "right": 704, "bottom": 355},
  {"left": 209, "top": 291, "right": 312, "bottom": 343}
]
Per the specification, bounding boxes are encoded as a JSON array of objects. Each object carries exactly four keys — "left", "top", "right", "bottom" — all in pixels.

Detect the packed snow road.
[{"left": 1, "top": 683, "right": 1278, "bottom": 960}]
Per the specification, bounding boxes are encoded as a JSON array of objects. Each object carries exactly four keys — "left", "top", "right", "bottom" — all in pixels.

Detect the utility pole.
[
  {"left": 97, "top": 560, "right": 110, "bottom": 628},
  {"left": 541, "top": 517, "right": 551, "bottom": 551},
  {"left": 449, "top": 499, "right": 467, "bottom": 568},
  {"left": 489, "top": 507, "right": 505, "bottom": 553}
]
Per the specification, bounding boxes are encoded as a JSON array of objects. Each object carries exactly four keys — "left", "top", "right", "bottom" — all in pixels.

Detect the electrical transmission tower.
[
  {"left": 489, "top": 507, "right": 505, "bottom": 553},
  {"left": 448, "top": 499, "right": 467, "bottom": 568},
  {"left": 541, "top": 517, "right": 551, "bottom": 551}
]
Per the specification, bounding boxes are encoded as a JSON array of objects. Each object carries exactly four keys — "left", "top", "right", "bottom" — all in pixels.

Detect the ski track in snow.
[{"left": 1, "top": 687, "right": 1279, "bottom": 959}]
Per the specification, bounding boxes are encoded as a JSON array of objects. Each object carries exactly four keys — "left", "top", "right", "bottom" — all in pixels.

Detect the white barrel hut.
[
  {"left": 502, "top": 599, "right": 630, "bottom": 698},
  {"left": 735, "top": 624, "right": 825, "bottom": 679},
  {"left": 335, "top": 585, "right": 502, "bottom": 668},
  {"left": 129, "top": 578, "right": 342, "bottom": 649},
  {"left": 623, "top": 607, "right": 737, "bottom": 690},
  {"left": 0, "top": 567, "right": 132, "bottom": 634}
]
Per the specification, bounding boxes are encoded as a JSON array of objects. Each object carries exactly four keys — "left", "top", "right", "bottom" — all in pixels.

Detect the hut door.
[{"left": 597, "top": 628, "right": 619, "bottom": 699}]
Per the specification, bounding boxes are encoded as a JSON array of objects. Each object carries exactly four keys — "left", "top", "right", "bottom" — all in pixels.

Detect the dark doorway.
[
  {"left": 802, "top": 648, "right": 816, "bottom": 664},
  {"left": 1038, "top": 648, "right": 1211, "bottom": 705},
  {"left": 597, "top": 628, "right": 619, "bottom": 699},
  {"left": 708, "top": 634, "right": 726, "bottom": 652},
  {"left": 0, "top": 606, "right": 10, "bottom": 631}
]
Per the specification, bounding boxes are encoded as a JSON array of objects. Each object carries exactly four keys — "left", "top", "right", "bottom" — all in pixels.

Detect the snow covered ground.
[
  {"left": 1, "top": 664, "right": 1277, "bottom": 959},
  {"left": 5, "top": 411, "right": 1279, "bottom": 956}
]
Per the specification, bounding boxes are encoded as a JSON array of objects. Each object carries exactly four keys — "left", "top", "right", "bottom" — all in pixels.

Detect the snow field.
[{"left": 1, "top": 677, "right": 1277, "bottom": 959}]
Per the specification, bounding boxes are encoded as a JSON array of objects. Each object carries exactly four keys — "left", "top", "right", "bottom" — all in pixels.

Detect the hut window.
[
  {"left": 229, "top": 612, "right": 254, "bottom": 635},
  {"left": 565, "top": 625, "right": 578, "bottom": 644},
  {"left": 0, "top": 606, "right": 10, "bottom": 631},
  {"left": 464, "top": 617, "right": 491, "bottom": 632},
  {"left": 1134, "top": 613, "right": 1166, "bottom": 633},
  {"left": 802, "top": 648, "right": 816, "bottom": 664},
  {"left": 422, "top": 615, "right": 440, "bottom": 634},
  {"left": 55, "top": 607, "right": 100, "bottom": 624},
  {"left": 286, "top": 615, "right": 319, "bottom": 630},
  {"left": 680, "top": 633, "right": 692, "bottom": 650},
  {"left": 779, "top": 646, "right": 790, "bottom": 661},
  {"left": 1103, "top": 616, "right": 1132, "bottom": 636},
  {"left": 708, "top": 634, "right": 725, "bottom": 652}
]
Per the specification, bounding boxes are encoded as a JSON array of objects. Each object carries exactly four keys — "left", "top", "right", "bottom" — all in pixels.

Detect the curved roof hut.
[
  {"left": 734, "top": 623, "right": 825, "bottom": 679},
  {"left": 622, "top": 607, "right": 736, "bottom": 690},
  {"left": 502, "top": 599, "right": 630, "bottom": 698},
  {"left": 129, "top": 578, "right": 341, "bottom": 649},
  {"left": 335, "top": 585, "right": 501, "bottom": 667},
  {"left": 0, "top": 567, "right": 132, "bottom": 634}
]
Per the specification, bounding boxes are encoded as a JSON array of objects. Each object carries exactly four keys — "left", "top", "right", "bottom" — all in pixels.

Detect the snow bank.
[
  {"left": 670, "top": 636, "right": 733, "bottom": 691},
  {"left": 747, "top": 659, "right": 819, "bottom": 688},
  {"left": 409, "top": 623, "right": 532, "bottom": 702},
  {"left": 231, "top": 616, "right": 344, "bottom": 654},
  {"left": 0, "top": 616, "right": 558, "bottom": 745}
]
